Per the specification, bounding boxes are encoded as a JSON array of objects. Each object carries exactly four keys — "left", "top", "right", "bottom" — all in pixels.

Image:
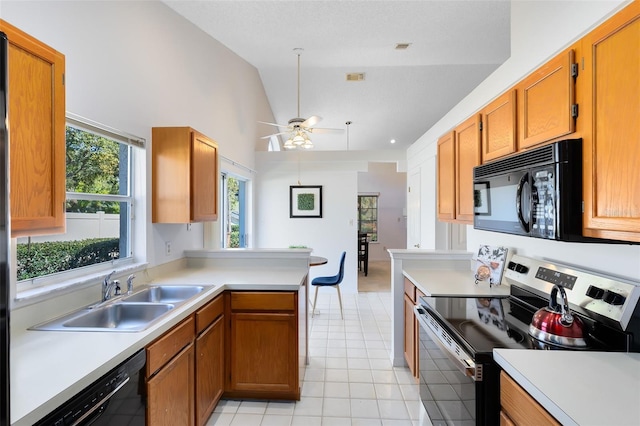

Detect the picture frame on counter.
[{"left": 290, "top": 185, "right": 322, "bottom": 218}]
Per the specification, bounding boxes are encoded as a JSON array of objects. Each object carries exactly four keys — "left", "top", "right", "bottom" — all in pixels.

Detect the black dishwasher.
[{"left": 35, "top": 349, "right": 146, "bottom": 426}]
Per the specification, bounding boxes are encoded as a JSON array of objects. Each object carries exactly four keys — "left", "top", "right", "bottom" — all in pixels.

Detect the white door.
[{"left": 407, "top": 169, "right": 421, "bottom": 249}]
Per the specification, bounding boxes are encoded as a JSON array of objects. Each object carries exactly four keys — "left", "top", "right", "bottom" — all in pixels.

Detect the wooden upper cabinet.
[
  {"left": 437, "top": 131, "right": 456, "bottom": 221},
  {"left": 580, "top": 0, "right": 640, "bottom": 242},
  {"left": 455, "top": 115, "right": 481, "bottom": 223},
  {"left": 0, "top": 20, "right": 66, "bottom": 237},
  {"left": 482, "top": 89, "right": 517, "bottom": 162},
  {"left": 517, "top": 49, "right": 576, "bottom": 150},
  {"left": 152, "top": 127, "right": 219, "bottom": 223}
]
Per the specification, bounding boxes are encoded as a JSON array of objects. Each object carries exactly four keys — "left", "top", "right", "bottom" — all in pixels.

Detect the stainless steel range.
[{"left": 413, "top": 254, "right": 640, "bottom": 425}]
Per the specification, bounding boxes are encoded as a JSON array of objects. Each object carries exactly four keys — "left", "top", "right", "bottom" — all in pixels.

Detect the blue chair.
[{"left": 311, "top": 251, "right": 346, "bottom": 319}]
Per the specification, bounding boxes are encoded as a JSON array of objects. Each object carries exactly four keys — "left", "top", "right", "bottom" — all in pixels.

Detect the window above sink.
[{"left": 15, "top": 114, "right": 146, "bottom": 302}]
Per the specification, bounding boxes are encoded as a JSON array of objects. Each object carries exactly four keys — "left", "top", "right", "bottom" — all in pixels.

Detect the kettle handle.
[{"left": 550, "top": 285, "right": 574, "bottom": 326}]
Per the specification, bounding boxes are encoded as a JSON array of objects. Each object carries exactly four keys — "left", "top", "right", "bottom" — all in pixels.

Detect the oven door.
[
  {"left": 414, "top": 305, "right": 478, "bottom": 425},
  {"left": 414, "top": 305, "right": 502, "bottom": 426}
]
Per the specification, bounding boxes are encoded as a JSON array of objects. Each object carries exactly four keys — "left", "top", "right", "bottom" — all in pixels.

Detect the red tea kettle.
[{"left": 528, "top": 284, "right": 588, "bottom": 349}]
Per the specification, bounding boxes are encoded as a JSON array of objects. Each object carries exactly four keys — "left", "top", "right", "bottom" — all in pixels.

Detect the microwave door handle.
[{"left": 516, "top": 172, "right": 530, "bottom": 233}]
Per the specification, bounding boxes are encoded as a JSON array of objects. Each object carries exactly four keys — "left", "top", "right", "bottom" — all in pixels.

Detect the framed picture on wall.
[{"left": 290, "top": 185, "right": 322, "bottom": 218}]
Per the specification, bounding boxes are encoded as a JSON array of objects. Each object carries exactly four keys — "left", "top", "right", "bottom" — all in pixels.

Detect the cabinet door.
[
  {"left": 147, "top": 343, "right": 195, "bottom": 426},
  {"left": 195, "top": 315, "right": 224, "bottom": 426},
  {"left": 0, "top": 20, "right": 66, "bottom": 237},
  {"left": 482, "top": 90, "right": 517, "bottom": 162},
  {"left": 518, "top": 49, "right": 576, "bottom": 149},
  {"left": 500, "top": 411, "right": 516, "bottom": 426},
  {"left": 500, "top": 371, "right": 560, "bottom": 426},
  {"left": 455, "top": 115, "right": 481, "bottom": 223},
  {"left": 191, "top": 131, "right": 218, "bottom": 222},
  {"left": 581, "top": 1, "right": 640, "bottom": 242},
  {"left": 228, "top": 312, "right": 298, "bottom": 398},
  {"left": 437, "top": 131, "right": 456, "bottom": 221},
  {"left": 403, "top": 292, "right": 416, "bottom": 377},
  {"left": 152, "top": 127, "right": 219, "bottom": 224}
]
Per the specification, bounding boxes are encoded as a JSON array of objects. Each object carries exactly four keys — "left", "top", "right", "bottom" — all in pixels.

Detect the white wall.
[
  {"left": 407, "top": 0, "right": 640, "bottom": 281},
  {"left": 1, "top": 1, "right": 275, "bottom": 268},
  {"left": 358, "top": 162, "right": 407, "bottom": 261},
  {"left": 255, "top": 151, "right": 405, "bottom": 293}
]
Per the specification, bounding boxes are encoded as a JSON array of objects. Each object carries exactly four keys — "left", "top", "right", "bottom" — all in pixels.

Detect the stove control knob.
[
  {"left": 603, "top": 290, "right": 626, "bottom": 306},
  {"left": 586, "top": 285, "right": 605, "bottom": 300}
]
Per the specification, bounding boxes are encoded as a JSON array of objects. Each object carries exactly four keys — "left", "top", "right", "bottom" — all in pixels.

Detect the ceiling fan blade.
[
  {"left": 308, "top": 127, "right": 345, "bottom": 134},
  {"left": 301, "top": 115, "right": 322, "bottom": 128},
  {"left": 260, "top": 131, "right": 289, "bottom": 139},
  {"left": 258, "top": 120, "right": 290, "bottom": 128}
]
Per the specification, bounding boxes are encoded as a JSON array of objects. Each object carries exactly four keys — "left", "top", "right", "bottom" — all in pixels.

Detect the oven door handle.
[{"left": 414, "top": 306, "right": 480, "bottom": 381}]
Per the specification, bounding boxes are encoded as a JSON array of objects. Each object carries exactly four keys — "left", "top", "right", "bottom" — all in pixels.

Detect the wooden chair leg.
[
  {"left": 312, "top": 285, "right": 319, "bottom": 317},
  {"left": 335, "top": 285, "right": 344, "bottom": 320}
]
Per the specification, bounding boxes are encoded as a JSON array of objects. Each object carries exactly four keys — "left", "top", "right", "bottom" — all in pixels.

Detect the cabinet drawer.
[
  {"left": 404, "top": 278, "right": 416, "bottom": 303},
  {"left": 196, "top": 294, "right": 223, "bottom": 335},
  {"left": 500, "top": 371, "right": 560, "bottom": 426},
  {"left": 147, "top": 316, "right": 195, "bottom": 377},
  {"left": 230, "top": 291, "right": 295, "bottom": 312}
]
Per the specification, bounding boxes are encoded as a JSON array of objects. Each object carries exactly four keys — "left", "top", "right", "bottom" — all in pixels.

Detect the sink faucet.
[
  {"left": 126, "top": 274, "right": 136, "bottom": 295},
  {"left": 103, "top": 271, "right": 121, "bottom": 302}
]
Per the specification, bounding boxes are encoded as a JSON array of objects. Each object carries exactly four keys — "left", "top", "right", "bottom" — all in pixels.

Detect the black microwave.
[{"left": 473, "top": 139, "right": 584, "bottom": 241}]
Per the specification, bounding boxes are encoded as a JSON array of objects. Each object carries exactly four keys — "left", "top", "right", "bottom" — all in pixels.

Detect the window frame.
[
  {"left": 358, "top": 193, "right": 379, "bottom": 243},
  {"left": 15, "top": 114, "right": 145, "bottom": 294}
]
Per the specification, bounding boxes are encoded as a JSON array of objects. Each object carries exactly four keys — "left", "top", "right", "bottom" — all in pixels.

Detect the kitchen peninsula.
[{"left": 10, "top": 249, "right": 310, "bottom": 426}]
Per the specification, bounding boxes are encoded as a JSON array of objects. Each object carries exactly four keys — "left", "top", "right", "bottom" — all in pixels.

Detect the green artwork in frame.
[
  {"left": 289, "top": 185, "right": 322, "bottom": 218},
  {"left": 297, "top": 193, "right": 315, "bottom": 211}
]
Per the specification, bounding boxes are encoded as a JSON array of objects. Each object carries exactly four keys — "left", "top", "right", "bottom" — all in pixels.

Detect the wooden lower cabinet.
[
  {"left": 500, "top": 371, "right": 560, "bottom": 426},
  {"left": 147, "top": 343, "right": 195, "bottom": 426},
  {"left": 144, "top": 290, "right": 302, "bottom": 423},
  {"left": 403, "top": 278, "right": 424, "bottom": 381},
  {"left": 195, "top": 296, "right": 224, "bottom": 426},
  {"left": 403, "top": 292, "right": 416, "bottom": 378},
  {"left": 226, "top": 291, "right": 300, "bottom": 400}
]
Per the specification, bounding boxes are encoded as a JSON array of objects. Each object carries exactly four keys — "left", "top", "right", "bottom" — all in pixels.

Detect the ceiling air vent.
[
  {"left": 395, "top": 43, "right": 411, "bottom": 50},
  {"left": 346, "top": 73, "right": 365, "bottom": 82}
]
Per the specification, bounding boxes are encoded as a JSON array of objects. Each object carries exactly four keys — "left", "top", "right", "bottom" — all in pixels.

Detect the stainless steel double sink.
[{"left": 31, "top": 285, "right": 208, "bottom": 332}]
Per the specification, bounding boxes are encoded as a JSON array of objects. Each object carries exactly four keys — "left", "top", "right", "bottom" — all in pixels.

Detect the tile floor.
[{"left": 206, "top": 291, "right": 433, "bottom": 426}]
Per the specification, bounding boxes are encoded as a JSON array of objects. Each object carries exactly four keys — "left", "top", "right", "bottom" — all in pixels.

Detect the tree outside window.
[{"left": 358, "top": 195, "right": 378, "bottom": 242}]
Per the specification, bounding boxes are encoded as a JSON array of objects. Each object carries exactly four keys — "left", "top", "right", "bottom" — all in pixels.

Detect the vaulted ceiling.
[{"left": 164, "top": 1, "right": 511, "bottom": 151}]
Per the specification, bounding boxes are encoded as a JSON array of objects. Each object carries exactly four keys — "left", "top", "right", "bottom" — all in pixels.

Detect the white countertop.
[
  {"left": 403, "top": 268, "right": 510, "bottom": 298},
  {"left": 494, "top": 349, "right": 640, "bottom": 426},
  {"left": 10, "top": 264, "right": 308, "bottom": 426}
]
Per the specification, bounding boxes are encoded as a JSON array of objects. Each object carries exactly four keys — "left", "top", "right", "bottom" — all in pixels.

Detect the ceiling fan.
[{"left": 260, "top": 48, "right": 343, "bottom": 149}]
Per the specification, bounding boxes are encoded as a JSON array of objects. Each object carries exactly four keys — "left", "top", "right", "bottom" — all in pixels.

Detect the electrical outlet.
[{"left": 165, "top": 241, "right": 171, "bottom": 256}]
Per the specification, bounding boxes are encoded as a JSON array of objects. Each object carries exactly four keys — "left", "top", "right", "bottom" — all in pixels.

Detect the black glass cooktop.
[{"left": 418, "top": 296, "right": 533, "bottom": 356}]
